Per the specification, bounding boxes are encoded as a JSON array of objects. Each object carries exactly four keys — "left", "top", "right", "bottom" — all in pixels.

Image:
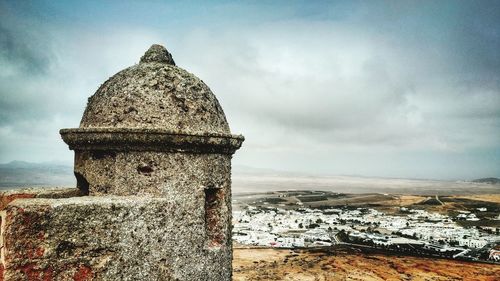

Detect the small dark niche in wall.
[
  {"left": 137, "top": 164, "right": 154, "bottom": 174},
  {"left": 74, "top": 172, "right": 89, "bottom": 195},
  {"left": 91, "top": 151, "right": 116, "bottom": 160}
]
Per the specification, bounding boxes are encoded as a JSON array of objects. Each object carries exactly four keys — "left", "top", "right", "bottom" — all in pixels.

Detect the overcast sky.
[{"left": 0, "top": 0, "right": 499, "bottom": 180}]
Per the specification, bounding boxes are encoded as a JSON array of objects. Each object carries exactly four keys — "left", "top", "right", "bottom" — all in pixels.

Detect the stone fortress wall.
[{"left": 0, "top": 45, "right": 243, "bottom": 281}]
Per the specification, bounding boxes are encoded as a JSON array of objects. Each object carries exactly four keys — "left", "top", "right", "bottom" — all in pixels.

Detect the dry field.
[
  {"left": 232, "top": 173, "right": 500, "bottom": 195},
  {"left": 233, "top": 248, "right": 500, "bottom": 281},
  {"left": 454, "top": 194, "right": 500, "bottom": 204},
  {"left": 234, "top": 191, "right": 500, "bottom": 220}
]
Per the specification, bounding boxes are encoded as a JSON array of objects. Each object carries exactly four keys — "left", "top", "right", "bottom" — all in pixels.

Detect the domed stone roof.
[
  {"left": 80, "top": 44, "right": 230, "bottom": 135},
  {"left": 60, "top": 44, "right": 243, "bottom": 154}
]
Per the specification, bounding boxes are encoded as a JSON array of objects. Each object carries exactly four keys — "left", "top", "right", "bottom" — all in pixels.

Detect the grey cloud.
[
  {"left": 0, "top": 1, "right": 498, "bottom": 179},
  {"left": 173, "top": 17, "right": 499, "bottom": 157},
  {"left": 0, "top": 13, "right": 162, "bottom": 162},
  {"left": 0, "top": 12, "right": 52, "bottom": 75},
  {"left": 0, "top": 11, "right": 58, "bottom": 127}
]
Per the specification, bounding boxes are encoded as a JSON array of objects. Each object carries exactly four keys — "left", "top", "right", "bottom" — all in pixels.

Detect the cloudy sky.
[{"left": 0, "top": 0, "right": 499, "bottom": 180}]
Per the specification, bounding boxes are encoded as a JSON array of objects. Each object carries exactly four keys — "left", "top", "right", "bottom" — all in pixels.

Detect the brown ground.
[
  {"left": 396, "top": 195, "right": 428, "bottom": 206},
  {"left": 454, "top": 194, "right": 500, "bottom": 204},
  {"left": 233, "top": 248, "right": 500, "bottom": 281}
]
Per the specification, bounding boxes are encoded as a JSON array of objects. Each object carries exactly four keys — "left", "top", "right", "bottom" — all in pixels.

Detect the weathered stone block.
[
  {"left": 73, "top": 151, "right": 232, "bottom": 197},
  {"left": 1, "top": 196, "right": 231, "bottom": 281},
  {"left": 0, "top": 188, "right": 82, "bottom": 210},
  {"left": 0, "top": 188, "right": 82, "bottom": 281}
]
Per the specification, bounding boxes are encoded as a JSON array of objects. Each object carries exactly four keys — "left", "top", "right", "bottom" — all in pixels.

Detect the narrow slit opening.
[{"left": 204, "top": 188, "right": 224, "bottom": 247}]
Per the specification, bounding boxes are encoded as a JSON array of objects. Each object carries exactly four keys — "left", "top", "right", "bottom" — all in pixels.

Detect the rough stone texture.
[
  {"left": 60, "top": 128, "right": 243, "bottom": 154},
  {"left": 140, "top": 44, "right": 176, "bottom": 65},
  {"left": 73, "top": 151, "right": 232, "bottom": 198},
  {"left": 2, "top": 196, "right": 232, "bottom": 281},
  {"left": 78, "top": 45, "right": 231, "bottom": 135},
  {"left": 0, "top": 188, "right": 82, "bottom": 210}
]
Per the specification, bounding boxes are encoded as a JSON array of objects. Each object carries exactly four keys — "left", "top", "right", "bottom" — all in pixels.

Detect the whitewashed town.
[{"left": 233, "top": 192, "right": 500, "bottom": 263}]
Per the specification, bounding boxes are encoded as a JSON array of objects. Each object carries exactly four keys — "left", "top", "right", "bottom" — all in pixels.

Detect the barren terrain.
[
  {"left": 232, "top": 172, "right": 500, "bottom": 195},
  {"left": 234, "top": 191, "right": 500, "bottom": 222},
  {"left": 233, "top": 248, "right": 499, "bottom": 281}
]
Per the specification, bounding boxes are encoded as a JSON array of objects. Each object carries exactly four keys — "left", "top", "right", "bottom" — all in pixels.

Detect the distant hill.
[
  {"left": 472, "top": 177, "right": 500, "bottom": 184},
  {"left": 0, "top": 161, "right": 75, "bottom": 189},
  {"left": 1, "top": 161, "right": 499, "bottom": 195}
]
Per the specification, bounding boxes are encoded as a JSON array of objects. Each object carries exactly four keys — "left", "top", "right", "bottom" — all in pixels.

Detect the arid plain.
[{"left": 233, "top": 247, "right": 499, "bottom": 281}]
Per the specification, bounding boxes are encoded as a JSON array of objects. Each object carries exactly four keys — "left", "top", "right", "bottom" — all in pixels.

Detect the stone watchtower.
[{"left": 59, "top": 44, "right": 244, "bottom": 279}]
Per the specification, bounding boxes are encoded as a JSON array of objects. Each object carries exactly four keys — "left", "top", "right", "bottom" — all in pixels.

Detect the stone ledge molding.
[{"left": 60, "top": 128, "right": 244, "bottom": 154}]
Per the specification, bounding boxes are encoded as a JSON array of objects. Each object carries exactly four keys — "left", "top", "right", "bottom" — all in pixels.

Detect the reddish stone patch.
[
  {"left": 17, "top": 263, "right": 53, "bottom": 281},
  {"left": 0, "top": 264, "right": 4, "bottom": 281},
  {"left": 22, "top": 210, "right": 35, "bottom": 226},
  {"left": 26, "top": 247, "right": 45, "bottom": 259},
  {"left": 73, "top": 265, "right": 93, "bottom": 281},
  {"left": 0, "top": 194, "right": 35, "bottom": 210},
  {"left": 42, "top": 267, "right": 53, "bottom": 281},
  {"left": 205, "top": 188, "right": 225, "bottom": 246},
  {"left": 4, "top": 207, "right": 47, "bottom": 262},
  {"left": 35, "top": 247, "right": 45, "bottom": 258}
]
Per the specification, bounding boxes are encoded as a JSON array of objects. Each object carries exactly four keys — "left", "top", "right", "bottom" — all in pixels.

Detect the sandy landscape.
[
  {"left": 232, "top": 173, "right": 500, "bottom": 195},
  {"left": 233, "top": 248, "right": 500, "bottom": 281}
]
